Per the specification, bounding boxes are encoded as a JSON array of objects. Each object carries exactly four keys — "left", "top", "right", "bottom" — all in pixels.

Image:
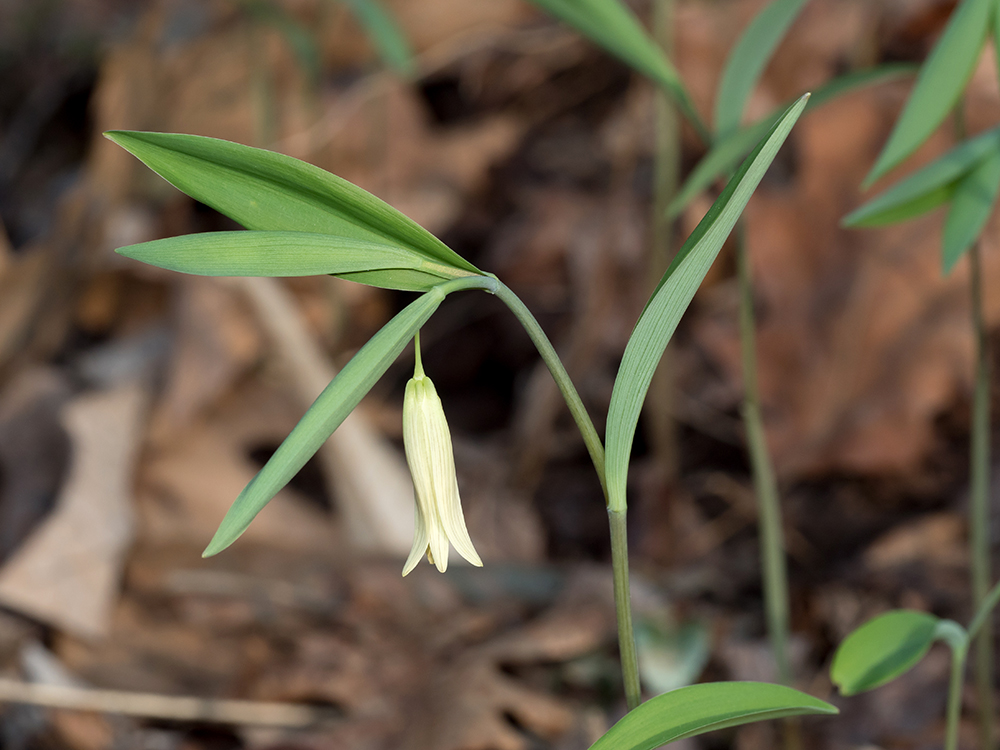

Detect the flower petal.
[{"left": 402, "top": 500, "right": 429, "bottom": 576}]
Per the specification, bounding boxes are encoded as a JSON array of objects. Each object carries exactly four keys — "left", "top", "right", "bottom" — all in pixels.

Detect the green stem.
[
  {"left": 736, "top": 228, "right": 792, "bottom": 689},
  {"left": 493, "top": 280, "right": 607, "bottom": 497},
  {"left": 610, "top": 508, "right": 642, "bottom": 710},
  {"left": 948, "top": 640, "right": 971, "bottom": 750},
  {"left": 970, "top": 241, "right": 994, "bottom": 750},
  {"left": 970, "top": 578, "right": 1000, "bottom": 641}
]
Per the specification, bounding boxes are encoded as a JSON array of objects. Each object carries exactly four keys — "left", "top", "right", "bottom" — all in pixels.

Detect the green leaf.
[
  {"left": 942, "top": 145, "right": 1000, "bottom": 272},
  {"left": 588, "top": 682, "right": 837, "bottom": 750},
  {"left": 714, "top": 0, "right": 810, "bottom": 136},
  {"left": 604, "top": 94, "right": 808, "bottom": 511},
  {"left": 670, "top": 64, "right": 915, "bottom": 219},
  {"left": 864, "top": 0, "right": 994, "bottom": 186},
  {"left": 525, "top": 0, "right": 709, "bottom": 143},
  {"left": 831, "top": 610, "right": 941, "bottom": 696},
  {"left": 203, "top": 289, "right": 445, "bottom": 556},
  {"left": 116, "top": 231, "right": 467, "bottom": 291},
  {"left": 104, "top": 131, "right": 482, "bottom": 280},
  {"left": 843, "top": 125, "right": 1000, "bottom": 228},
  {"left": 341, "top": 0, "right": 415, "bottom": 76},
  {"left": 243, "top": 0, "right": 322, "bottom": 85}
]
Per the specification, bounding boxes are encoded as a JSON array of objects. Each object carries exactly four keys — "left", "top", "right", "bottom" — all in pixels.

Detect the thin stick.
[{"left": 0, "top": 678, "right": 329, "bottom": 727}]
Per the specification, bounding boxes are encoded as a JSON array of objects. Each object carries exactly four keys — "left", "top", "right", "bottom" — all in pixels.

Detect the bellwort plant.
[
  {"left": 107, "top": 48, "right": 835, "bottom": 750},
  {"left": 528, "top": 1, "right": 915, "bottom": 732},
  {"left": 832, "top": 1, "right": 1000, "bottom": 748}
]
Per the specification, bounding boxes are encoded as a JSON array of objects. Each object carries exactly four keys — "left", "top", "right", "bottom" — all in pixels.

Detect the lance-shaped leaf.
[
  {"left": 604, "top": 95, "right": 808, "bottom": 511},
  {"left": 341, "top": 0, "right": 415, "bottom": 76},
  {"left": 864, "top": 0, "right": 994, "bottom": 187},
  {"left": 942, "top": 146, "right": 1000, "bottom": 272},
  {"left": 203, "top": 289, "right": 445, "bottom": 557},
  {"left": 525, "top": 0, "right": 709, "bottom": 143},
  {"left": 714, "top": 0, "right": 810, "bottom": 136},
  {"left": 671, "top": 65, "right": 915, "bottom": 219},
  {"left": 588, "top": 682, "right": 837, "bottom": 750},
  {"left": 843, "top": 125, "right": 1000, "bottom": 228},
  {"left": 116, "top": 231, "right": 470, "bottom": 291},
  {"left": 104, "top": 131, "right": 482, "bottom": 286},
  {"left": 831, "top": 610, "right": 941, "bottom": 695}
]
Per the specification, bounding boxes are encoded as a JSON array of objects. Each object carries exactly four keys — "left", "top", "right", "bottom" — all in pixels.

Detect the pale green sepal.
[
  {"left": 115, "top": 230, "right": 462, "bottom": 290},
  {"left": 525, "top": 0, "right": 709, "bottom": 143},
  {"left": 605, "top": 95, "right": 809, "bottom": 512},
  {"left": 104, "top": 131, "right": 482, "bottom": 276},
  {"left": 203, "top": 289, "right": 445, "bottom": 557},
  {"left": 844, "top": 125, "right": 1000, "bottom": 228},
  {"left": 342, "top": 0, "right": 415, "bottom": 76},
  {"left": 864, "top": 0, "right": 994, "bottom": 187},
  {"left": 714, "top": 0, "right": 810, "bottom": 136},
  {"left": 588, "top": 681, "right": 837, "bottom": 750},
  {"left": 831, "top": 610, "right": 940, "bottom": 696},
  {"left": 671, "top": 64, "right": 915, "bottom": 219},
  {"left": 942, "top": 146, "right": 1000, "bottom": 273}
]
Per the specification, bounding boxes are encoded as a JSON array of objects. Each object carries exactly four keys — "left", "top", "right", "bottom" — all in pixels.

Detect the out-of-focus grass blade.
[
  {"left": 203, "top": 289, "right": 444, "bottom": 556},
  {"left": 243, "top": 0, "right": 322, "bottom": 85},
  {"left": 104, "top": 131, "right": 482, "bottom": 279},
  {"left": 714, "top": 0, "right": 810, "bottom": 136},
  {"left": 843, "top": 125, "right": 1000, "bottom": 228},
  {"left": 604, "top": 95, "right": 808, "bottom": 511},
  {"left": 588, "top": 682, "right": 837, "bottom": 750},
  {"left": 831, "top": 610, "right": 941, "bottom": 695},
  {"left": 116, "top": 231, "right": 466, "bottom": 290},
  {"left": 864, "top": 0, "right": 994, "bottom": 187},
  {"left": 942, "top": 146, "right": 1000, "bottom": 272},
  {"left": 526, "top": 0, "right": 709, "bottom": 143},
  {"left": 341, "top": 0, "right": 415, "bottom": 76},
  {"left": 670, "top": 64, "right": 915, "bottom": 219}
]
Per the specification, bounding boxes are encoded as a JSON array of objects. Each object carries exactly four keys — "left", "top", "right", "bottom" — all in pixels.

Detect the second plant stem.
[
  {"left": 970, "top": 241, "right": 994, "bottom": 750},
  {"left": 492, "top": 280, "right": 641, "bottom": 708},
  {"left": 736, "top": 229, "right": 792, "bottom": 688}
]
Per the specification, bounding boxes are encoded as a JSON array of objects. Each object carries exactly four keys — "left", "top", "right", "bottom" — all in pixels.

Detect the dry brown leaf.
[{"left": 0, "top": 383, "right": 147, "bottom": 639}]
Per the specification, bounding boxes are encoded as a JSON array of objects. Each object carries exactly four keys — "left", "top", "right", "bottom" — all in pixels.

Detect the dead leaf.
[{"left": 0, "top": 383, "right": 147, "bottom": 639}]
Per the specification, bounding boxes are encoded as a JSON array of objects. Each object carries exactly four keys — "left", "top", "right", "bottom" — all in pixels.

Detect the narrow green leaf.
[
  {"left": 525, "top": 0, "right": 709, "bottom": 143},
  {"left": 714, "top": 0, "right": 810, "bottom": 136},
  {"left": 864, "top": 0, "right": 994, "bottom": 186},
  {"left": 589, "top": 682, "right": 837, "bottom": 750},
  {"left": 605, "top": 95, "right": 808, "bottom": 511},
  {"left": 844, "top": 125, "right": 1000, "bottom": 228},
  {"left": 831, "top": 610, "right": 941, "bottom": 696},
  {"left": 116, "top": 231, "right": 465, "bottom": 291},
  {"left": 942, "top": 146, "right": 1000, "bottom": 272},
  {"left": 671, "top": 64, "right": 915, "bottom": 219},
  {"left": 203, "top": 289, "right": 445, "bottom": 557},
  {"left": 341, "top": 0, "right": 415, "bottom": 76},
  {"left": 104, "top": 131, "right": 482, "bottom": 278}
]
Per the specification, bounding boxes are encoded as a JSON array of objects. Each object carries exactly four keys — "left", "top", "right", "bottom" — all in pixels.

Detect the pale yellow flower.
[{"left": 401, "top": 346, "right": 482, "bottom": 576}]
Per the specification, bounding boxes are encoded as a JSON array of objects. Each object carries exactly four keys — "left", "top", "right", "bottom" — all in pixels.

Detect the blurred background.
[{"left": 0, "top": 0, "right": 999, "bottom": 748}]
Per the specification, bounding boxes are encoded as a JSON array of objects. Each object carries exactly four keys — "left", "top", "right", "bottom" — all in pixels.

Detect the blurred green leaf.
[
  {"left": 525, "top": 0, "right": 709, "bottom": 142},
  {"left": 116, "top": 231, "right": 466, "bottom": 291},
  {"left": 864, "top": 0, "right": 994, "bottom": 186},
  {"left": 588, "top": 682, "right": 837, "bottom": 750},
  {"left": 670, "top": 64, "right": 914, "bottom": 219},
  {"left": 942, "top": 146, "right": 1000, "bottom": 272},
  {"left": 605, "top": 95, "right": 808, "bottom": 511},
  {"left": 341, "top": 0, "right": 415, "bottom": 76},
  {"left": 714, "top": 0, "right": 810, "bottom": 136},
  {"left": 104, "top": 131, "right": 482, "bottom": 282},
  {"left": 203, "top": 289, "right": 445, "bottom": 556},
  {"left": 636, "top": 618, "right": 710, "bottom": 695},
  {"left": 831, "top": 610, "right": 941, "bottom": 696},
  {"left": 843, "top": 125, "right": 1000, "bottom": 228}
]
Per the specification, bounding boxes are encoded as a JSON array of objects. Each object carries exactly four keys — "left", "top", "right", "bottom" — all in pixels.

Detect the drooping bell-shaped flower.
[{"left": 402, "top": 334, "right": 482, "bottom": 576}]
